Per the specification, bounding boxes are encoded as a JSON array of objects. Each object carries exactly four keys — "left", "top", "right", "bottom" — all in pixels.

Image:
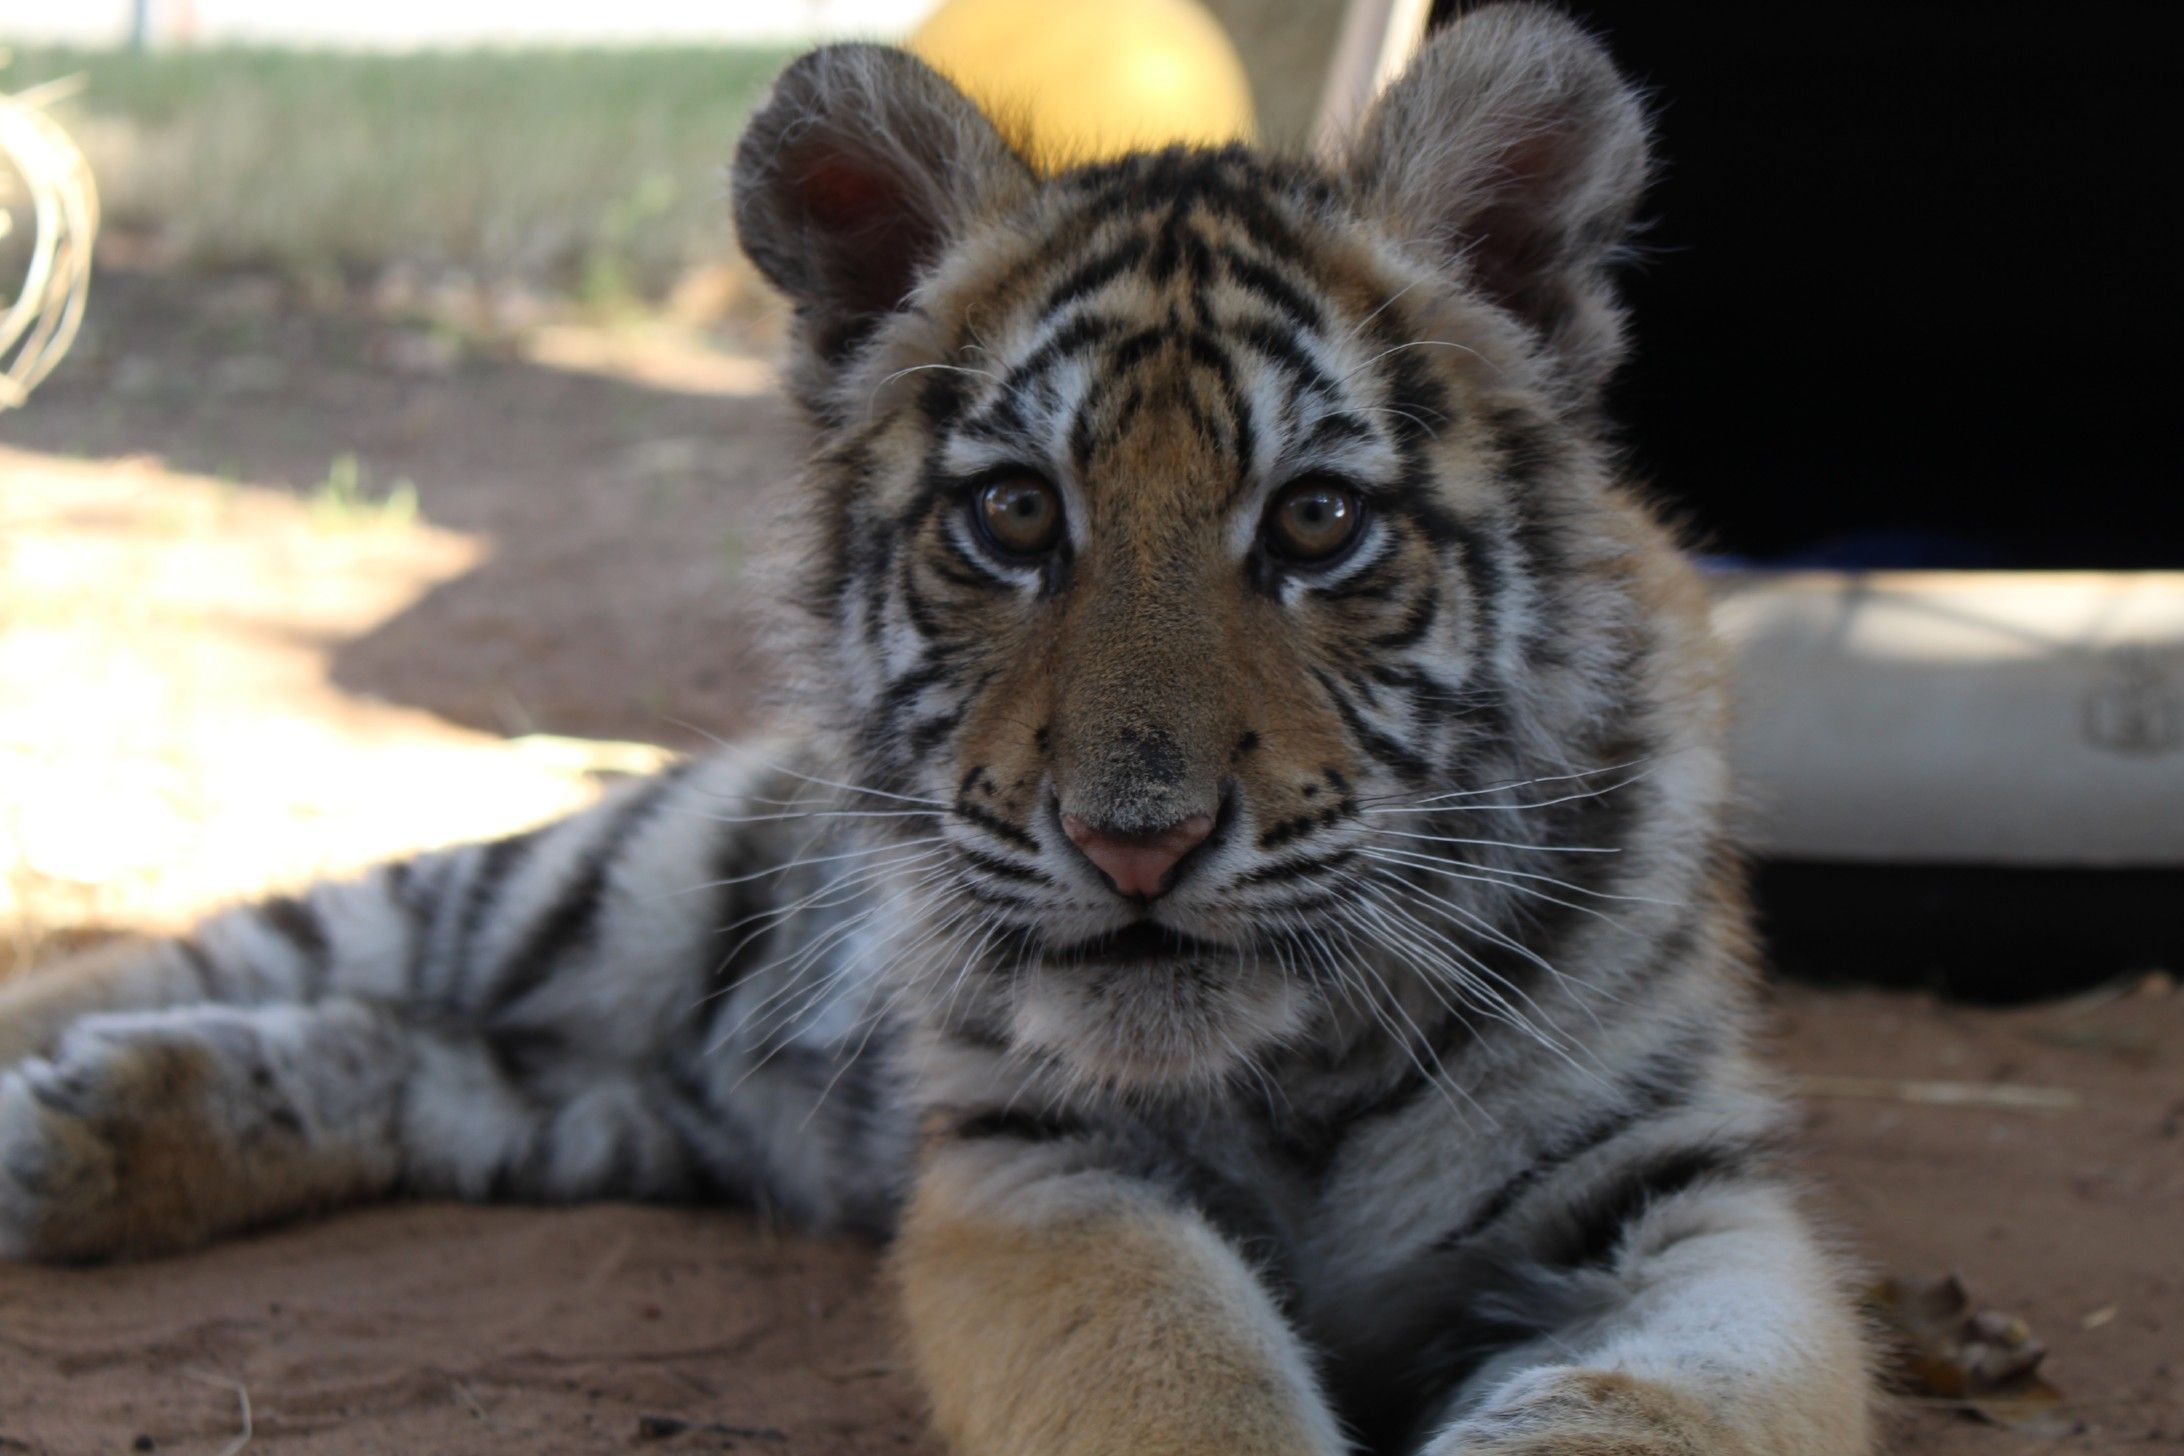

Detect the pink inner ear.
[
  {"left": 799, "top": 153, "right": 901, "bottom": 235},
  {"left": 1488, "top": 125, "right": 1577, "bottom": 223},
  {"left": 786, "top": 144, "right": 936, "bottom": 330}
]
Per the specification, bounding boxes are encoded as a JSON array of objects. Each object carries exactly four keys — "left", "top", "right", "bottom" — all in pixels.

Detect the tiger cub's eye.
[
  {"left": 1265, "top": 479, "right": 1363, "bottom": 562},
  {"left": 976, "top": 476, "right": 1064, "bottom": 557}
]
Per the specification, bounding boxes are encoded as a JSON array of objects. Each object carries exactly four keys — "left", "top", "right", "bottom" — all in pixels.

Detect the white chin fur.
[{"left": 1009, "top": 959, "right": 1311, "bottom": 1094}]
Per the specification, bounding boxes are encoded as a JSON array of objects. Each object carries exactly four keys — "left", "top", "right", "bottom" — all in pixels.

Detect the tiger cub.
[{"left": 0, "top": 7, "right": 1872, "bottom": 1452}]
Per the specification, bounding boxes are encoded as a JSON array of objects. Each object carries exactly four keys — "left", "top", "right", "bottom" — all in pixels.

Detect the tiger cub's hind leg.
[{"left": 0, "top": 999, "right": 409, "bottom": 1260}]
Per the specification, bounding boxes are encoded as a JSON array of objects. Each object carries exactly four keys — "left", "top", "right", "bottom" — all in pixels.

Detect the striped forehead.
[{"left": 928, "top": 160, "right": 1415, "bottom": 510}]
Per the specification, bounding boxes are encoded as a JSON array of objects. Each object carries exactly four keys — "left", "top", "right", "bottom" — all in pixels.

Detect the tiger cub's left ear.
[
  {"left": 732, "top": 45, "right": 1033, "bottom": 382},
  {"left": 1346, "top": 3, "right": 1652, "bottom": 402}
]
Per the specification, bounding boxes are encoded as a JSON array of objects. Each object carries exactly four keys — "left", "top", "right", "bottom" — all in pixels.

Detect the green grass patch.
[
  {"left": 3, "top": 45, "right": 795, "bottom": 295},
  {"left": 306, "top": 452, "right": 419, "bottom": 532}
]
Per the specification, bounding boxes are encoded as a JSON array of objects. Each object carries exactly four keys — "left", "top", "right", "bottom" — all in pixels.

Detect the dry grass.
[
  {"left": 0, "top": 5, "right": 1341, "bottom": 301},
  {"left": 1, "top": 45, "right": 791, "bottom": 301}
]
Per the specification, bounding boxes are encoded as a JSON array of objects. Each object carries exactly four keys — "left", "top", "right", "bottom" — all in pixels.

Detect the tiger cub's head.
[{"left": 731, "top": 3, "right": 1723, "bottom": 1094}]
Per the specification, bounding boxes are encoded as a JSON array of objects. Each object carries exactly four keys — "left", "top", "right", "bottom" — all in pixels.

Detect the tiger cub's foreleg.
[
  {"left": 0, "top": 936, "right": 174, "bottom": 1070},
  {"left": 0, "top": 998, "right": 409, "bottom": 1260},
  {"left": 0, "top": 875, "right": 427, "bottom": 1259},
  {"left": 895, "top": 1133, "right": 1348, "bottom": 1456},
  {"left": 0, "top": 988, "right": 740, "bottom": 1261},
  {"left": 0, "top": 756, "right": 855, "bottom": 1261},
  {"left": 1418, "top": 1183, "right": 1872, "bottom": 1456}
]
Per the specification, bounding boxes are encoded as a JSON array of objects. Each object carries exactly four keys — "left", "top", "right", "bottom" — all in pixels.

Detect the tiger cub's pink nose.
[{"left": 1061, "top": 813, "right": 1215, "bottom": 900}]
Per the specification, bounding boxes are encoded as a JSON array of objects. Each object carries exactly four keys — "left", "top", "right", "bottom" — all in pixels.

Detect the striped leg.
[
  {"left": 0, "top": 936, "right": 214, "bottom": 1071},
  {"left": 1415, "top": 1183, "right": 1872, "bottom": 1456},
  {"left": 896, "top": 1134, "right": 1348, "bottom": 1456},
  {"left": 0, "top": 999, "right": 407, "bottom": 1259},
  {"left": 0, "top": 996, "right": 743, "bottom": 1261},
  {"left": 0, "top": 865, "right": 433, "bottom": 1259}
]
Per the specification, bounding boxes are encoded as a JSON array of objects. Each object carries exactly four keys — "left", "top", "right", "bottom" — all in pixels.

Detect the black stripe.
[
  {"left": 874, "top": 658, "right": 948, "bottom": 723},
  {"left": 1236, "top": 849, "right": 1355, "bottom": 886},
  {"left": 952, "top": 799, "right": 1038, "bottom": 853},
  {"left": 1221, "top": 249, "right": 1324, "bottom": 332},
  {"left": 957, "top": 846, "right": 1050, "bottom": 884},
  {"left": 1313, "top": 667, "right": 1436, "bottom": 782},
  {"left": 632, "top": 1074, "right": 736, "bottom": 1201},
  {"left": 1104, "top": 323, "right": 1167, "bottom": 375},
  {"left": 959, "top": 881, "right": 1041, "bottom": 910},
  {"left": 699, "top": 814, "right": 777, "bottom": 1001},
  {"left": 863, "top": 659, "right": 953, "bottom": 771},
  {"left": 1068, "top": 398, "right": 1103, "bottom": 474},
  {"left": 1435, "top": 729, "right": 1656, "bottom": 993},
  {"left": 917, "top": 369, "right": 970, "bottom": 430},
  {"left": 172, "top": 935, "right": 219, "bottom": 997},
  {"left": 445, "top": 832, "right": 532, "bottom": 1003},
  {"left": 1228, "top": 316, "right": 1339, "bottom": 400},
  {"left": 258, "top": 893, "right": 331, "bottom": 997},
  {"left": 896, "top": 549, "right": 946, "bottom": 639},
  {"left": 1300, "top": 410, "right": 1372, "bottom": 451},
  {"left": 483, "top": 764, "right": 691, "bottom": 1017},
  {"left": 948, "top": 1107, "right": 1091, "bottom": 1144},
  {"left": 1326, "top": 1132, "right": 1757, "bottom": 1453},
  {"left": 905, "top": 706, "right": 968, "bottom": 756},
  {"left": 1323, "top": 547, "right": 1405, "bottom": 603},
  {"left": 1434, "top": 1039, "right": 1713, "bottom": 1253},
  {"left": 1042, "top": 233, "right": 1151, "bottom": 313},
  {"left": 1546, "top": 1139, "right": 1769, "bottom": 1269},
  {"left": 1380, "top": 340, "right": 1461, "bottom": 455},
  {"left": 390, "top": 854, "right": 443, "bottom": 996},
  {"left": 1364, "top": 578, "right": 1442, "bottom": 651},
  {"left": 1485, "top": 402, "right": 1567, "bottom": 492},
  {"left": 940, "top": 1018, "right": 1011, "bottom": 1053},
  {"left": 1000, "top": 313, "right": 1120, "bottom": 397}
]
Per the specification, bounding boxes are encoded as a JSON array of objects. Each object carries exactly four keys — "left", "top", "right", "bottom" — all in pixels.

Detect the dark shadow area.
[
  {"left": 1760, "top": 862, "right": 2181, "bottom": 1004},
  {"left": 0, "top": 264, "right": 802, "bottom": 749},
  {"left": 1439, "top": 0, "right": 2183, "bottom": 569}
]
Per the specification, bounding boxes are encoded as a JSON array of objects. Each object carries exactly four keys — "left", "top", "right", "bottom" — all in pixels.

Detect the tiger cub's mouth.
[{"left": 1047, "top": 922, "right": 1234, "bottom": 966}]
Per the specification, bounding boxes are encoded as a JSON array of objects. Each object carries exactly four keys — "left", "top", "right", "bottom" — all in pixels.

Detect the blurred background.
[
  {"left": 3, "top": 0, "right": 2174, "bottom": 993},
  {"left": 0, "top": 4, "right": 2175, "bottom": 1452},
  {"left": 0, "top": 0, "right": 2175, "bottom": 986}
]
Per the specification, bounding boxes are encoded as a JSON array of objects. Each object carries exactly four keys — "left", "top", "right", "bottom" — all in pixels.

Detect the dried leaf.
[{"left": 1866, "top": 1274, "right": 2078, "bottom": 1437}]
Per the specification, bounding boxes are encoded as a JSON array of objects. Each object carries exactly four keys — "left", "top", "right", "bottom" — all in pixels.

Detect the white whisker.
[
  {"left": 1361, "top": 758, "right": 1655, "bottom": 810},
  {"left": 1340, "top": 337, "right": 1493, "bottom": 384},
  {"left": 660, "top": 835, "right": 949, "bottom": 899},
  {"left": 1360, "top": 826, "right": 1620, "bottom": 854}
]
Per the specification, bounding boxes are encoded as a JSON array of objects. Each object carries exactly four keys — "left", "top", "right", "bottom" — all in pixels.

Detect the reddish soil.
[
  {"left": 0, "top": 266, "right": 2177, "bottom": 1454},
  {"left": 1, "top": 984, "right": 2174, "bottom": 1455}
]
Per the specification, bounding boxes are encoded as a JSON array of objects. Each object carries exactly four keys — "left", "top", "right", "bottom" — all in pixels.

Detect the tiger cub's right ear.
[{"left": 732, "top": 45, "right": 1033, "bottom": 375}]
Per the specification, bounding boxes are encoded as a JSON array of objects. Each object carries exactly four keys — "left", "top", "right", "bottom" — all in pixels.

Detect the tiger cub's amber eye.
[
  {"left": 977, "top": 477, "right": 1064, "bottom": 556},
  {"left": 1266, "top": 479, "right": 1363, "bottom": 561}
]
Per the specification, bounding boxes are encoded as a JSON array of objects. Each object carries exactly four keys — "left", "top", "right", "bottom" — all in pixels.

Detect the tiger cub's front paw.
[{"left": 1425, "top": 1368, "right": 1734, "bottom": 1456}]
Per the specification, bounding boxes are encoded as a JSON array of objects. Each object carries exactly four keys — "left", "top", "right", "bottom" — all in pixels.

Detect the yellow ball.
[{"left": 909, "top": 0, "right": 1255, "bottom": 171}]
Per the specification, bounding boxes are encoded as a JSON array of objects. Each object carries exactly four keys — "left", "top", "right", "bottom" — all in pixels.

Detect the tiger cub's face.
[{"left": 733, "top": 7, "right": 1668, "bottom": 1092}]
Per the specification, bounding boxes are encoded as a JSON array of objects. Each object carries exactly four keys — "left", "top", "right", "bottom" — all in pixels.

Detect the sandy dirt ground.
[{"left": 1, "top": 265, "right": 2178, "bottom": 1453}]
